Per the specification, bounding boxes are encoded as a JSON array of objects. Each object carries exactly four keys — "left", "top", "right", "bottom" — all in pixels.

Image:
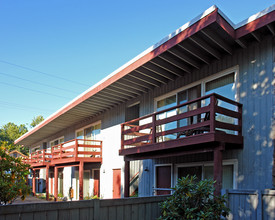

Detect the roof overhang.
[{"left": 15, "top": 5, "right": 275, "bottom": 146}]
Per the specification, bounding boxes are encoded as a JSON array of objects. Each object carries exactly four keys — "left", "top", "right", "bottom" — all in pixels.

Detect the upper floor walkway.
[
  {"left": 120, "top": 93, "right": 243, "bottom": 160},
  {"left": 24, "top": 139, "right": 102, "bottom": 167}
]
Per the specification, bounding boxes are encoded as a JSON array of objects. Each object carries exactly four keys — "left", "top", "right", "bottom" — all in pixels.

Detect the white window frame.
[
  {"left": 49, "top": 136, "right": 64, "bottom": 147},
  {"left": 174, "top": 159, "right": 238, "bottom": 189},
  {"left": 154, "top": 66, "right": 239, "bottom": 111},
  {"left": 75, "top": 120, "right": 102, "bottom": 139},
  {"left": 154, "top": 164, "right": 173, "bottom": 195}
]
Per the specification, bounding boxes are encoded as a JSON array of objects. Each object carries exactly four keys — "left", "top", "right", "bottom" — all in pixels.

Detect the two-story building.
[{"left": 15, "top": 5, "right": 275, "bottom": 203}]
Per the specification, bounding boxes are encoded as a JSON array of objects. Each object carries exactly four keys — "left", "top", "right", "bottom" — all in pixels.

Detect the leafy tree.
[
  {"left": 158, "top": 175, "right": 230, "bottom": 220},
  {"left": 0, "top": 123, "right": 28, "bottom": 155},
  {"left": 30, "top": 115, "right": 44, "bottom": 128},
  {"left": 0, "top": 146, "right": 31, "bottom": 205}
]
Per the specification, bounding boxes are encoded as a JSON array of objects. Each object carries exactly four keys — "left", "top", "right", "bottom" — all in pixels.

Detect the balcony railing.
[
  {"left": 120, "top": 93, "right": 243, "bottom": 156},
  {"left": 24, "top": 139, "right": 102, "bottom": 167},
  {"left": 51, "top": 139, "right": 102, "bottom": 164},
  {"left": 23, "top": 149, "right": 51, "bottom": 166}
]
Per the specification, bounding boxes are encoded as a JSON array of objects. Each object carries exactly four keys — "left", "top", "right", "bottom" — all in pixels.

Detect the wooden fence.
[
  {"left": 1, "top": 190, "right": 275, "bottom": 220},
  {"left": 226, "top": 189, "right": 275, "bottom": 220},
  {"left": 0, "top": 196, "right": 166, "bottom": 220}
]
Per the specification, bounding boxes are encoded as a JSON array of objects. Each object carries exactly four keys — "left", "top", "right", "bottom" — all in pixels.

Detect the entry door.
[
  {"left": 156, "top": 165, "right": 171, "bottom": 195},
  {"left": 113, "top": 169, "right": 121, "bottom": 198},
  {"left": 83, "top": 171, "right": 90, "bottom": 198},
  {"left": 93, "top": 169, "right": 100, "bottom": 197}
]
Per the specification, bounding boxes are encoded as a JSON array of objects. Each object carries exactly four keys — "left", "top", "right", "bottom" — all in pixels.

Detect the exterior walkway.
[{"left": 12, "top": 195, "right": 50, "bottom": 204}]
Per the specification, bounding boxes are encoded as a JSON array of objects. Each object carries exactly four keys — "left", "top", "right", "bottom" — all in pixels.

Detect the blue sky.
[{"left": 0, "top": 0, "right": 273, "bottom": 128}]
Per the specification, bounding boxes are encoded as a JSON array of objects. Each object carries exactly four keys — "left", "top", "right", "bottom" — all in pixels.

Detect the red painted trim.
[
  {"left": 14, "top": 9, "right": 218, "bottom": 145},
  {"left": 236, "top": 10, "right": 275, "bottom": 39},
  {"left": 216, "top": 14, "right": 235, "bottom": 38}
]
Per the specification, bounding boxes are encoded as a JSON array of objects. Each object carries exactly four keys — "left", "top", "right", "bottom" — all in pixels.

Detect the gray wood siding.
[{"left": 138, "top": 35, "right": 274, "bottom": 195}]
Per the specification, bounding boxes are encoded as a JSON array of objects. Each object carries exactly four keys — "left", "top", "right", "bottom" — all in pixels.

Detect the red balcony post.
[
  {"left": 51, "top": 146, "right": 54, "bottom": 162},
  {"left": 43, "top": 150, "right": 45, "bottom": 164},
  {"left": 210, "top": 95, "right": 216, "bottom": 133},
  {"left": 54, "top": 166, "right": 58, "bottom": 201},
  {"left": 79, "top": 161, "right": 84, "bottom": 200},
  {"left": 32, "top": 169, "right": 36, "bottom": 196},
  {"left": 214, "top": 143, "right": 224, "bottom": 196},
  {"left": 46, "top": 165, "right": 49, "bottom": 200},
  {"left": 124, "top": 160, "right": 130, "bottom": 198},
  {"left": 59, "top": 144, "right": 62, "bottom": 159},
  {"left": 238, "top": 104, "right": 243, "bottom": 136},
  {"left": 152, "top": 114, "right": 156, "bottom": 144},
  {"left": 75, "top": 139, "right": 78, "bottom": 158},
  {"left": 121, "top": 124, "right": 125, "bottom": 149}
]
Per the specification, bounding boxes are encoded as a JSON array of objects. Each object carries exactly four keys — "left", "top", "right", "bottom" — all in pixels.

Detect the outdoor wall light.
[{"left": 144, "top": 167, "right": 149, "bottom": 172}]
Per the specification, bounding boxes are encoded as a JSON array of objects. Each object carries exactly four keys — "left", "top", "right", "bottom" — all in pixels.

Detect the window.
[
  {"left": 176, "top": 160, "right": 237, "bottom": 189},
  {"left": 154, "top": 67, "right": 238, "bottom": 137},
  {"left": 76, "top": 122, "right": 101, "bottom": 158},
  {"left": 50, "top": 137, "right": 64, "bottom": 148},
  {"left": 76, "top": 122, "right": 101, "bottom": 140}
]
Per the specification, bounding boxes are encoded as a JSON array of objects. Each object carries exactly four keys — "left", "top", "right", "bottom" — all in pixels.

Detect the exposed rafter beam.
[
  {"left": 251, "top": 31, "right": 261, "bottom": 42},
  {"left": 94, "top": 93, "right": 126, "bottom": 103},
  {"left": 123, "top": 75, "right": 156, "bottom": 89},
  {"left": 160, "top": 52, "right": 193, "bottom": 73},
  {"left": 189, "top": 35, "right": 221, "bottom": 60},
  {"left": 105, "top": 86, "right": 138, "bottom": 98},
  {"left": 167, "top": 47, "right": 200, "bottom": 69},
  {"left": 178, "top": 42, "right": 211, "bottom": 64},
  {"left": 84, "top": 98, "right": 115, "bottom": 109},
  {"left": 115, "top": 79, "right": 149, "bottom": 93},
  {"left": 142, "top": 63, "right": 176, "bottom": 80},
  {"left": 235, "top": 39, "right": 247, "bottom": 48},
  {"left": 200, "top": 29, "right": 233, "bottom": 55},
  {"left": 151, "top": 57, "right": 186, "bottom": 77},
  {"left": 101, "top": 88, "right": 135, "bottom": 99},
  {"left": 130, "top": 71, "right": 162, "bottom": 87},
  {"left": 136, "top": 67, "right": 169, "bottom": 84},
  {"left": 267, "top": 24, "right": 275, "bottom": 36}
]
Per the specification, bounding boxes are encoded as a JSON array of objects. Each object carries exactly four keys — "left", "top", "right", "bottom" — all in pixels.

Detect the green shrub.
[{"left": 158, "top": 175, "right": 230, "bottom": 220}]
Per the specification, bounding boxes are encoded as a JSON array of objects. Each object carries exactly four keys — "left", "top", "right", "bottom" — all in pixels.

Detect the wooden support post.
[
  {"left": 213, "top": 143, "right": 224, "bottom": 196},
  {"left": 45, "top": 166, "right": 49, "bottom": 201},
  {"left": 210, "top": 95, "right": 216, "bottom": 133},
  {"left": 32, "top": 169, "right": 36, "bottom": 196},
  {"left": 121, "top": 124, "right": 125, "bottom": 150},
  {"left": 152, "top": 114, "right": 156, "bottom": 144},
  {"left": 54, "top": 166, "right": 58, "bottom": 201},
  {"left": 79, "top": 161, "right": 84, "bottom": 200},
  {"left": 124, "top": 160, "right": 130, "bottom": 198}
]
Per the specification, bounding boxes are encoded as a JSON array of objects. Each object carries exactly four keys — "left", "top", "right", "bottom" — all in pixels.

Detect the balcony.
[
  {"left": 23, "top": 149, "right": 51, "bottom": 167},
  {"left": 120, "top": 93, "right": 243, "bottom": 160},
  {"left": 24, "top": 139, "right": 102, "bottom": 167}
]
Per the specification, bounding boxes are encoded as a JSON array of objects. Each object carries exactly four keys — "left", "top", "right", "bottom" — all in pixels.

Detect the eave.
[{"left": 15, "top": 4, "right": 275, "bottom": 146}]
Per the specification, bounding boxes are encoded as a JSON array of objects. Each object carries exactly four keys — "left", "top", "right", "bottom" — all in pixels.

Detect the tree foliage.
[
  {"left": 0, "top": 146, "right": 31, "bottom": 205},
  {"left": 158, "top": 175, "right": 230, "bottom": 220},
  {"left": 0, "top": 123, "right": 28, "bottom": 155},
  {"left": 30, "top": 115, "right": 44, "bottom": 128}
]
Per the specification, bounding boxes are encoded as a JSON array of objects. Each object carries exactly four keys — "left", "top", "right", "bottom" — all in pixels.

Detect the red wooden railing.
[
  {"left": 121, "top": 93, "right": 242, "bottom": 149},
  {"left": 23, "top": 149, "right": 52, "bottom": 166},
  {"left": 51, "top": 139, "right": 102, "bottom": 161},
  {"left": 24, "top": 139, "right": 102, "bottom": 166}
]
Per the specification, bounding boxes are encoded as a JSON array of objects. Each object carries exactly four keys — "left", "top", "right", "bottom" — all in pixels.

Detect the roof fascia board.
[{"left": 235, "top": 4, "right": 275, "bottom": 29}]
